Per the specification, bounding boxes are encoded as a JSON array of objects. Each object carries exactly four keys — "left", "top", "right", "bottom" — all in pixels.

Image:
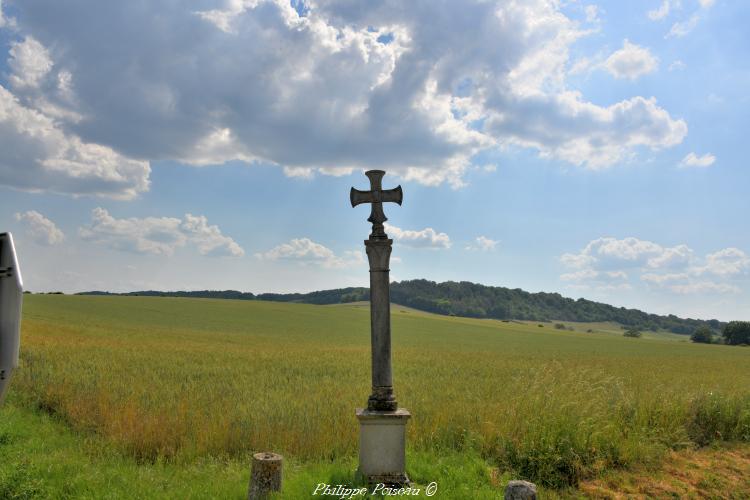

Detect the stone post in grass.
[
  {"left": 504, "top": 480, "right": 537, "bottom": 500},
  {"left": 248, "top": 452, "right": 282, "bottom": 499},
  {"left": 350, "top": 170, "right": 410, "bottom": 486}
]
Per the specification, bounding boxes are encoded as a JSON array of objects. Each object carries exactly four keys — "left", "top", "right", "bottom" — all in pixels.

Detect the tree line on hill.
[
  {"left": 80, "top": 279, "right": 726, "bottom": 335},
  {"left": 690, "top": 322, "right": 750, "bottom": 345}
]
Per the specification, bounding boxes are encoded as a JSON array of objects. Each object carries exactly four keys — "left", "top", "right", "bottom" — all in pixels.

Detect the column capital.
[{"left": 365, "top": 239, "right": 392, "bottom": 272}]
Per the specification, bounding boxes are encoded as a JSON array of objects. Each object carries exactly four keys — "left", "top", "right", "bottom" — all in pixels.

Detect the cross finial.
[{"left": 350, "top": 170, "right": 403, "bottom": 239}]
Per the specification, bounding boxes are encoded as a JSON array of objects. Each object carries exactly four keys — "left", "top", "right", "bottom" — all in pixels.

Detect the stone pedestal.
[{"left": 356, "top": 408, "right": 410, "bottom": 486}]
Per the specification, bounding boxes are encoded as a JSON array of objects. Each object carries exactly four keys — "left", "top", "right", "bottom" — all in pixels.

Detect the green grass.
[
  {"left": 0, "top": 401, "right": 544, "bottom": 499},
  {"left": 3, "top": 294, "right": 750, "bottom": 497},
  {"left": 0, "top": 402, "right": 249, "bottom": 499}
]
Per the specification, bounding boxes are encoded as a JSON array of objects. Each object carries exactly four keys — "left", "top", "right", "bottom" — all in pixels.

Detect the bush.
[
  {"left": 723, "top": 321, "right": 750, "bottom": 346},
  {"left": 686, "top": 393, "right": 750, "bottom": 446},
  {"left": 554, "top": 323, "right": 566, "bottom": 330},
  {"left": 623, "top": 328, "right": 642, "bottom": 338},
  {"left": 690, "top": 326, "right": 714, "bottom": 344}
]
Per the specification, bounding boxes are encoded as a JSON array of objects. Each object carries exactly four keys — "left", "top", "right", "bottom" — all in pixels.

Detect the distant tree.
[
  {"left": 690, "top": 326, "right": 714, "bottom": 344},
  {"left": 623, "top": 328, "right": 642, "bottom": 338},
  {"left": 723, "top": 321, "right": 750, "bottom": 346}
]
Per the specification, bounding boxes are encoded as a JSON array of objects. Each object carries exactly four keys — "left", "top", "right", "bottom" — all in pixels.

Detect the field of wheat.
[{"left": 5, "top": 294, "right": 750, "bottom": 496}]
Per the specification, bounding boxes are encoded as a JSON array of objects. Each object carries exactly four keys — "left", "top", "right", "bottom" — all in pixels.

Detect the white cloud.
[
  {"left": 584, "top": 5, "right": 600, "bottom": 23},
  {"left": 465, "top": 235, "right": 498, "bottom": 252},
  {"left": 0, "top": 86, "right": 150, "bottom": 199},
  {"left": 641, "top": 272, "right": 739, "bottom": 294},
  {"left": 0, "top": 0, "right": 688, "bottom": 192},
  {"left": 567, "top": 56, "right": 595, "bottom": 76},
  {"left": 79, "top": 208, "right": 243, "bottom": 257},
  {"left": 14, "top": 210, "right": 64, "bottom": 245},
  {"left": 256, "top": 238, "right": 363, "bottom": 269},
  {"left": 0, "top": 1, "right": 10, "bottom": 28},
  {"left": 78, "top": 208, "right": 187, "bottom": 255},
  {"left": 79, "top": 208, "right": 184, "bottom": 256},
  {"left": 282, "top": 166, "right": 314, "bottom": 179},
  {"left": 668, "top": 60, "right": 686, "bottom": 71},
  {"left": 8, "top": 37, "right": 53, "bottom": 89},
  {"left": 648, "top": 0, "right": 673, "bottom": 20},
  {"left": 670, "top": 282, "right": 740, "bottom": 294},
  {"left": 660, "top": 0, "right": 714, "bottom": 37},
  {"left": 604, "top": 270, "right": 629, "bottom": 280},
  {"left": 604, "top": 40, "right": 658, "bottom": 81},
  {"left": 486, "top": 93, "right": 686, "bottom": 169},
  {"left": 560, "top": 267, "right": 631, "bottom": 292},
  {"left": 563, "top": 237, "right": 694, "bottom": 271},
  {"left": 641, "top": 272, "right": 690, "bottom": 285},
  {"left": 565, "top": 237, "right": 663, "bottom": 267},
  {"left": 561, "top": 269, "right": 599, "bottom": 281},
  {"left": 561, "top": 268, "right": 628, "bottom": 282},
  {"left": 560, "top": 251, "right": 595, "bottom": 269},
  {"left": 666, "top": 14, "right": 700, "bottom": 38},
  {"left": 679, "top": 152, "right": 715, "bottom": 168},
  {"left": 181, "top": 214, "right": 245, "bottom": 257},
  {"left": 281, "top": 166, "right": 364, "bottom": 180},
  {"left": 647, "top": 244, "right": 694, "bottom": 268},
  {"left": 563, "top": 237, "right": 748, "bottom": 295},
  {"left": 384, "top": 223, "right": 451, "bottom": 249},
  {"left": 698, "top": 248, "right": 750, "bottom": 277}
]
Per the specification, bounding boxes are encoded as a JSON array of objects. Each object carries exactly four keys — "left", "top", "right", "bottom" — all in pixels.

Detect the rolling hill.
[{"left": 79, "top": 279, "right": 724, "bottom": 335}]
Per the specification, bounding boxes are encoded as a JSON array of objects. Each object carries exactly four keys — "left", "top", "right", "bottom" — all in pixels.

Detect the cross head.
[{"left": 350, "top": 170, "right": 403, "bottom": 239}]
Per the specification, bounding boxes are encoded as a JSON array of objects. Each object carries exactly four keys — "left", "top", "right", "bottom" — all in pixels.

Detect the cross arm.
[{"left": 350, "top": 185, "right": 403, "bottom": 207}]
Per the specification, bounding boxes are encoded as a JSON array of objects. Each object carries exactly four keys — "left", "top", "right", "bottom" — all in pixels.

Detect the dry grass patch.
[{"left": 579, "top": 444, "right": 750, "bottom": 498}]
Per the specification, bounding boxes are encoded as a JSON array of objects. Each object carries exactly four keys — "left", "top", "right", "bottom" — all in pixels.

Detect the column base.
[
  {"left": 356, "top": 408, "right": 411, "bottom": 487},
  {"left": 368, "top": 386, "right": 397, "bottom": 411}
]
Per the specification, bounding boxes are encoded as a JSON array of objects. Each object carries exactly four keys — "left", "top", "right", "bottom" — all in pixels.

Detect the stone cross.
[
  {"left": 351, "top": 171, "right": 410, "bottom": 487},
  {"left": 350, "top": 170, "right": 402, "bottom": 411}
]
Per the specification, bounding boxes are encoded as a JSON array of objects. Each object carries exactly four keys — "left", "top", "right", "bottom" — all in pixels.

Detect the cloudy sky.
[{"left": 1, "top": 0, "right": 748, "bottom": 320}]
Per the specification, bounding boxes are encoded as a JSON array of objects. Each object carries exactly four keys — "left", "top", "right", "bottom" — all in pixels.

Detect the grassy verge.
[
  {"left": 3, "top": 401, "right": 749, "bottom": 499},
  {"left": 0, "top": 402, "right": 540, "bottom": 499},
  {"left": 0, "top": 402, "right": 248, "bottom": 499}
]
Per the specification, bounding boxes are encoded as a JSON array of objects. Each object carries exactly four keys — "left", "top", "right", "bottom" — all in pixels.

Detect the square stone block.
[{"left": 356, "top": 408, "right": 411, "bottom": 486}]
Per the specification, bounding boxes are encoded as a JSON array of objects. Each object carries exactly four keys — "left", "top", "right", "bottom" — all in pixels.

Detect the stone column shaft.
[{"left": 365, "top": 238, "right": 397, "bottom": 411}]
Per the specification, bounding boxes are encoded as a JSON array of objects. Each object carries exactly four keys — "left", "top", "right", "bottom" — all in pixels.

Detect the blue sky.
[{"left": 0, "top": 0, "right": 748, "bottom": 320}]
